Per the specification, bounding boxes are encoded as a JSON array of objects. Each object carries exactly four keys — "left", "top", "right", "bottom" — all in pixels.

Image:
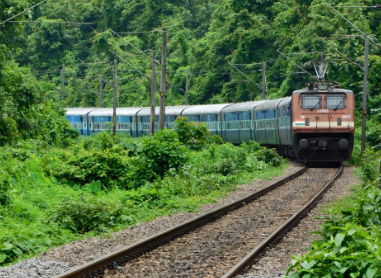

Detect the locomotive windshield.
[
  {"left": 325, "top": 94, "right": 346, "bottom": 110},
  {"left": 300, "top": 94, "right": 321, "bottom": 110}
]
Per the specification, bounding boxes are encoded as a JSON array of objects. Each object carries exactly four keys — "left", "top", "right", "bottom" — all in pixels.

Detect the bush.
[
  {"left": 173, "top": 117, "right": 212, "bottom": 150},
  {"left": 256, "top": 148, "right": 282, "bottom": 167},
  {"left": 0, "top": 170, "right": 10, "bottom": 205},
  {"left": 42, "top": 147, "right": 131, "bottom": 188},
  {"left": 50, "top": 196, "right": 128, "bottom": 233},
  {"left": 132, "top": 129, "right": 188, "bottom": 186}
]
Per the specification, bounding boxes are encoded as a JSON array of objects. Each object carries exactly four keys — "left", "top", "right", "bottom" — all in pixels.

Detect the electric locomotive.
[{"left": 291, "top": 82, "right": 355, "bottom": 163}]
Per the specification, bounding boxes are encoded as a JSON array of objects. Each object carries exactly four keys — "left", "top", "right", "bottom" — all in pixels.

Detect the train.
[{"left": 66, "top": 82, "right": 355, "bottom": 163}]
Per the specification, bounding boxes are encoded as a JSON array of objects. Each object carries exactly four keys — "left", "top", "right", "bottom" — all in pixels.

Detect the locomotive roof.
[
  {"left": 222, "top": 101, "right": 265, "bottom": 113},
  {"left": 293, "top": 88, "right": 353, "bottom": 94},
  {"left": 137, "top": 106, "right": 190, "bottom": 117},
  {"left": 65, "top": 108, "right": 96, "bottom": 116},
  {"left": 182, "top": 104, "right": 231, "bottom": 115},
  {"left": 88, "top": 108, "right": 143, "bottom": 117}
]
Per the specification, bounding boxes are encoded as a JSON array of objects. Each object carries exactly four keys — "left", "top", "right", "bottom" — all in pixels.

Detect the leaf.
[
  {"left": 0, "top": 253, "right": 6, "bottom": 263},
  {"left": 301, "top": 260, "right": 316, "bottom": 270},
  {"left": 90, "top": 180, "right": 102, "bottom": 195},
  {"left": 366, "top": 267, "right": 377, "bottom": 278},
  {"left": 334, "top": 233, "right": 345, "bottom": 247}
]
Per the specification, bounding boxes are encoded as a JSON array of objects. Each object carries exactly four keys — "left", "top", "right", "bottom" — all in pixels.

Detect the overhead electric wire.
[
  {"left": 7, "top": 20, "right": 93, "bottom": 25},
  {"left": 324, "top": 2, "right": 381, "bottom": 50},
  {"left": 0, "top": 0, "right": 49, "bottom": 26},
  {"left": 276, "top": 50, "right": 317, "bottom": 79},
  {"left": 108, "top": 49, "right": 150, "bottom": 79},
  {"left": 228, "top": 62, "right": 262, "bottom": 89},
  {"left": 118, "top": 30, "right": 160, "bottom": 34},
  {"left": 314, "top": 34, "right": 363, "bottom": 70},
  {"left": 77, "top": 57, "right": 112, "bottom": 86},
  {"left": 109, "top": 28, "right": 160, "bottom": 65},
  {"left": 334, "top": 5, "right": 381, "bottom": 9}
]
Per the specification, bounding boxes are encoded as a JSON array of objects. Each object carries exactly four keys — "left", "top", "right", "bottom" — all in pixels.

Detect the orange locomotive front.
[{"left": 291, "top": 82, "right": 355, "bottom": 163}]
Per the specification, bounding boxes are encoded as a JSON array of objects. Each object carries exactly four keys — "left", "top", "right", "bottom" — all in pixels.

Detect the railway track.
[{"left": 55, "top": 166, "right": 343, "bottom": 278}]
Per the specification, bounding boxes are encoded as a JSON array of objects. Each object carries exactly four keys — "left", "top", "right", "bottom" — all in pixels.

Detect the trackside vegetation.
[
  {"left": 286, "top": 124, "right": 381, "bottom": 277},
  {"left": 0, "top": 118, "right": 286, "bottom": 266}
]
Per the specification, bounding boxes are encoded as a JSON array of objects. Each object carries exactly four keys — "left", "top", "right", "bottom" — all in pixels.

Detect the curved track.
[
  {"left": 55, "top": 167, "right": 308, "bottom": 278},
  {"left": 221, "top": 165, "right": 343, "bottom": 278}
]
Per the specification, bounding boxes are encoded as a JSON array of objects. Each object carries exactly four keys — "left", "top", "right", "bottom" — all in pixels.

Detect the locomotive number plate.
[{"left": 317, "top": 109, "right": 329, "bottom": 113}]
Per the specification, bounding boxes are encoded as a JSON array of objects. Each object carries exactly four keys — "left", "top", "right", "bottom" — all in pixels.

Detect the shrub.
[
  {"left": 50, "top": 196, "right": 129, "bottom": 234},
  {"left": 256, "top": 148, "right": 282, "bottom": 167},
  {"left": 0, "top": 169, "right": 10, "bottom": 205},
  {"left": 173, "top": 117, "right": 211, "bottom": 150},
  {"left": 42, "top": 148, "right": 131, "bottom": 188},
  {"left": 132, "top": 129, "right": 188, "bottom": 186}
]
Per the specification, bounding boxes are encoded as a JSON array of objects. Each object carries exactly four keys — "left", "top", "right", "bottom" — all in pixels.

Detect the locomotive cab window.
[
  {"left": 300, "top": 94, "right": 321, "bottom": 110},
  {"left": 325, "top": 94, "right": 346, "bottom": 110}
]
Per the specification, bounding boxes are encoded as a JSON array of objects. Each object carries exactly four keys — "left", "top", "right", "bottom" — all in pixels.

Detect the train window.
[
  {"left": 300, "top": 94, "right": 321, "bottom": 110},
  {"left": 325, "top": 94, "right": 346, "bottom": 110}
]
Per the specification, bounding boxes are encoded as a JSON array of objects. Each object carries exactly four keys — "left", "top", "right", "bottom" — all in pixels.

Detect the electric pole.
[
  {"left": 261, "top": 62, "right": 266, "bottom": 100},
  {"left": 159, "top": 28, "right": 167, "bottom": 130},
  {"left": 61, "top": 64, "right": 65, "bottom": 101},
  {"left": 99, "top": 75, "right": 103, "bottom": 108},
  {"left": 150, "top": 50, "right": 157, "bottom": 135},
  {"left": 361, "top": 36, "right": 369, "bottom": 154},
  {"left": 185, "top": 68, "right": 189, "bottom": 105},
  {"left": 113, "top": 59, "right": 118, "bottom": 137}
]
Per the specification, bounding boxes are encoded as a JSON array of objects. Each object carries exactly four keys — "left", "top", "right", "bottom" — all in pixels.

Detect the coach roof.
[
  {"left": 137, "top": 106, "right": 190, "bottom": 117},
  {"left": 182, "top": 104, "right": 231, "bottom": 115},
  {"left": 88, "top": 108, "right": 143, "bottom": 117},
  {"left": 222, "top": 101, "right": 265, "bottom": 113},
  {"left": 65, "top": 108, "right": 96, "bottom": 116}
]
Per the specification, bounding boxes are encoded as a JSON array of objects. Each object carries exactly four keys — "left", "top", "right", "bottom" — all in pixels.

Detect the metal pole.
[
  {"left": 361, "top": 36, "right": 369, "bottom": 155},
  {"left": 99, "top": 75, "right": 103, "bottom": 108},
  {"left": 61, "top": 64, "right": 65, "bottom": 101},
  {"left": 113, "top": 59, "right": 118, "bottom": 137},
  {"left": 185, "top": 68, "right": 189, "bottom": 105},
  {"left": 261, "top": 62, "right": 266, "bottom": 100},
  {"left": 159, "top": 28, "right": 167, "bottom": 130},
  {"left": 150, "top": 50, "right": 157, "bottom": 136}
]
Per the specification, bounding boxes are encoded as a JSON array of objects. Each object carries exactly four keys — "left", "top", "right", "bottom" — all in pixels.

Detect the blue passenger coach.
[
  {"left": 137, "top": 106, "right": 189, "bottom": 137},
  {"left": 221, "top": 101, "right": 264, "bottom": 144},
  {"left": 88, "top": 109, "right": 112, "bottom": 135},
  {"left": 65, "top": 108, "right": 95, "bottom": 135},
  {"left": 182, "top": 104, "right": 230, "bottom": 137}
]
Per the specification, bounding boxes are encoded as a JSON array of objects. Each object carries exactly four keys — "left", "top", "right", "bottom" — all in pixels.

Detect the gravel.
[
  {"left": 237, "top": 166, "right": 360, "bottom": 278},
  {"left": 0, "top": 162, "right": 302, "bottom": 278},
  {"left": 0, "top": 257, "right": 71, "bottom": 278}
]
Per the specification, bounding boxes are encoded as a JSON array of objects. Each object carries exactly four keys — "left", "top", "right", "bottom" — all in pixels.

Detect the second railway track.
[{"left": 56, "top": 166, "right": 343, "bottom": 278}]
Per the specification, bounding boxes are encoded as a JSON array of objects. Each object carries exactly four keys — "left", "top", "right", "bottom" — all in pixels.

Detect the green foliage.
[
  {"left": 286, "top": 223, "right": 381, "bottom": 278},
  {"left": 286, "top": 145, "right": 381, "bottom": 277},
  {"left": 132, "top": 129, "right": 188, "bottom": 185},
  {"left": 256, "top": 148, "right": 282, "bottom": 167},
  {"left": 41, "top": 147, "right": 131, "bottom": 188},
  {"left": 173, "top": 117, "right": 212, "bottom": 150},
  {"left": 50, "top": 196, "right": 128, "bottom": 234}
]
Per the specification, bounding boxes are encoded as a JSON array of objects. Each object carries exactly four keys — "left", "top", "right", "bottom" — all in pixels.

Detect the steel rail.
[
  {"left": 55, "top": 166, "right": 308, "bottom": 278},
  {"left": 221, "top": 165, "right": 343, "bottom": 278}
]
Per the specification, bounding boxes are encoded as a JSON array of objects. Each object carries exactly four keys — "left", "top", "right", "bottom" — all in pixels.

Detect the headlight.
[{"left": 299, "top": 139, "right": 309, "bottom": 149}]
